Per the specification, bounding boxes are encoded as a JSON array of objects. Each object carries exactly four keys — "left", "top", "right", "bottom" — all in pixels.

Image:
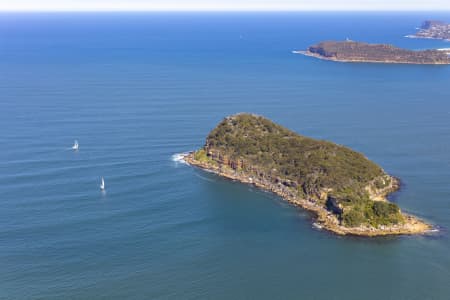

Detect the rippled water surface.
[{"left": 1, "top": 12, "right": 450, "bottom": 299}]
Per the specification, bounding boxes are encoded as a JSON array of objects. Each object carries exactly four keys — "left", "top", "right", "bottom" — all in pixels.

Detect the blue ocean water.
[{"left": 1, "top": 12, "right": 450, "bottom": 299}]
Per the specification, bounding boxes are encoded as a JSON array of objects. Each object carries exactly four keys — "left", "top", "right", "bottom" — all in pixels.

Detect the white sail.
[
  {"left": 100, "top": 177, "right": 105, "bottom": 190},
  {"left": 72, "top": 140, "right": 79, "bottom": 150}
]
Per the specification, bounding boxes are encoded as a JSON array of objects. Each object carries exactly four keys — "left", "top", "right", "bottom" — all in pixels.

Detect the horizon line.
[{"left": 1, "top": 9, "right": 449, "bottom": 12}]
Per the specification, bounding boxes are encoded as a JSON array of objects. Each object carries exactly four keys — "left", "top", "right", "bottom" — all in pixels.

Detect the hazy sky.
[{"left": 1, "top": 0, "right": 449, "bottom": 11}]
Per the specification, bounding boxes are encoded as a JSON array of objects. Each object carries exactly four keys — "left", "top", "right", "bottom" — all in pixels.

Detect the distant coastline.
[
  {"left": 404, "top": 35, "right": 450, "bottom": 42},
  {"left": 405, "top": 20, "right": 450, "bottom": 42}
]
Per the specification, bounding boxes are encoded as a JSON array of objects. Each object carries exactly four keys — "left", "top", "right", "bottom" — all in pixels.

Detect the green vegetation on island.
[{"left": 194, "top": 114, "right": 404, "bottom": 228}]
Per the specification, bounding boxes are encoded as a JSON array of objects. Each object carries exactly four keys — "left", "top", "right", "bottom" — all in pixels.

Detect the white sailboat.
[
  {"left": 100, "top": 177, "right": 105, "bottom": 190},
  {"left": 72, "top": 140, "right": 79, "bottom": 150}
]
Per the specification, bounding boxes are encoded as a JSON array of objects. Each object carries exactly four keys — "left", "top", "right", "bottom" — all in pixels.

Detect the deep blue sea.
[{"left": 1, "top": 12, "right": 450, "bottom": 299}]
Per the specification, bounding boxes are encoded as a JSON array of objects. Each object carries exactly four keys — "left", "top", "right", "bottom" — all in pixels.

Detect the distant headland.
[
  {"left": 405, "top": 20, "right": 450, "bottom": 41},
  {"left": 294, "top": 40, "right": 450, "bottom": 64},
  {"left": 182, "top": 113, "right": 432, "bottom": 236}
]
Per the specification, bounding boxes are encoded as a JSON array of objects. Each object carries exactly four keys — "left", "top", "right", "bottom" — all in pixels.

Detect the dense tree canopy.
[{"left": 201, "top": 113, "right": 403, "bottom": 227}]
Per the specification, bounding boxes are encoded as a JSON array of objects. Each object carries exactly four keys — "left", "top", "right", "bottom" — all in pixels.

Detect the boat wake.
[
  {"left": 171, "top": 152, "right": 189, "bottom": 165},
  {"left": 427, "top": 228, "right": 440, "bottom": 233},
  {"left": 312, "top": 222, "right": 323, "bottom": 230}
]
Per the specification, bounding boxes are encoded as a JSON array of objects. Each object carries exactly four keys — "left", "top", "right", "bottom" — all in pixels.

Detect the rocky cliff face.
[{"left": 205, "top": 146, "right": 398, "bottom": 204}]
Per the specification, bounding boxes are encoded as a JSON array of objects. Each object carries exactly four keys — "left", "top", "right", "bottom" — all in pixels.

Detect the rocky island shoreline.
[
  {"left": 182, "top": 114, "right": 432, "bottom": 237},
  {"left": 295, "top": 40, "right": 450, "bottom": 64}
]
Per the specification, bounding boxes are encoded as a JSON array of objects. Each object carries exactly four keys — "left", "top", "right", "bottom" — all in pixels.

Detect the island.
[
  {"left": 182, "top": 113, "right": 431, "bottom": 236},
  {"left": 294, "top": 40, "right": 450, "bottom": 64},
  {"left": 406, "top": 20, "right": 450, "bottom": 41}
]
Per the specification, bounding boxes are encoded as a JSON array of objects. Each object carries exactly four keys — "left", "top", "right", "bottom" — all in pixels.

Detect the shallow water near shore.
[{"left": 1, "top": 12, "right": 450, "bottom": 299}]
